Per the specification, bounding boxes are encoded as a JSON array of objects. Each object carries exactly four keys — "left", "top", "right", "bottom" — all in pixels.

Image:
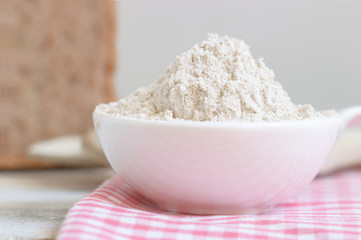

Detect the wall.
[{"left": 115, "top": 0, "right": 361, "bottom": 110}]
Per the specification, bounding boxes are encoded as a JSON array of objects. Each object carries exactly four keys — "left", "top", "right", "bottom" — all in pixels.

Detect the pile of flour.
[{"left": 96, "top": 34, "right": 333, "bottom": 122}]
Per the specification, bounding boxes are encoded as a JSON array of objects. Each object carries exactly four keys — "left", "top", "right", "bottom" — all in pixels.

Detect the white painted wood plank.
[{"left": 0, "top": 167, "right": 114, "bottom": 240}]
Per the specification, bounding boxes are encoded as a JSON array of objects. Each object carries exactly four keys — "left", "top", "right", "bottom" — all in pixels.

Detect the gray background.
[{"left": 115, "top": 0, "right": 361, "bottom": 110}]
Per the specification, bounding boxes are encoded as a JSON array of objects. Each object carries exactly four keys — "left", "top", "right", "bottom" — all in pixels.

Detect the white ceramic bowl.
[{"left": 93, "top": 107, "right": 361, "bottom": 215}]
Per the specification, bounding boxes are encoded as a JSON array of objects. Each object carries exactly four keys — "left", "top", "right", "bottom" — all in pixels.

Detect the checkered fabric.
[{"left": 58, "top": 170, "right": 361, "bottom": 240}]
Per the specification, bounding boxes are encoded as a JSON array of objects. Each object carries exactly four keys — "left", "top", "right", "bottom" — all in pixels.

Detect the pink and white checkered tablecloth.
[{"left": 58, "top": 169, "right": 361, "bottom": 240}]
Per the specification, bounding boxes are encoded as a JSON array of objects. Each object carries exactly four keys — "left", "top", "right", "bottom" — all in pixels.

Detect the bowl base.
[{"left": 157, "top": 204, "right": 275, "bottom": 215}]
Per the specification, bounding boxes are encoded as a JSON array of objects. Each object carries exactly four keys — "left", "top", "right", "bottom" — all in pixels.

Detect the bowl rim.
[{"left": 93, "top": 111, "right": 342, "bottom": 129}]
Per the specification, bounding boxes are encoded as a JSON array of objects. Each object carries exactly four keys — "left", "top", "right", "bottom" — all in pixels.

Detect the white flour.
[{"left": 96, "top": 34, "right": 333, "bottom": 122}]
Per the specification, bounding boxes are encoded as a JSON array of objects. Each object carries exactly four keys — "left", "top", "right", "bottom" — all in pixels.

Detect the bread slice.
[{"left": 0, "top": 0, "right": 115, "bottom": 168}]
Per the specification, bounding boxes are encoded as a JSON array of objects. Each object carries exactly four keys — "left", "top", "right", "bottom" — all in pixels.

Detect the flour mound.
[{"left": 96, "top": 34, "right": 333, "bottom": 122}]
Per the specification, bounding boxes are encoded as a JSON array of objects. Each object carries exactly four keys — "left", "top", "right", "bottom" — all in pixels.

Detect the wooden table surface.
[{"left": 0, "top": 167, "right": 114, "bottom": 240}]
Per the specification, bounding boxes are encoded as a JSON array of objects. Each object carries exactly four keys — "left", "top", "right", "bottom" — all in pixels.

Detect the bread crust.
[
  {"left": 105, "top": 0, "right": 116, "bottom": 102},
  {"left": 0, "top": 155, "right": 60, "bottom": 169},
  {"left": 0, "top": 0, "right": 115, "bottom": 169}
]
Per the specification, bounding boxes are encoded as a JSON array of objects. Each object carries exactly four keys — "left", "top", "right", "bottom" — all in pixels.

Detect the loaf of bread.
[{"left": 0, "top": 0, "right": 115, "bottom": 168}]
